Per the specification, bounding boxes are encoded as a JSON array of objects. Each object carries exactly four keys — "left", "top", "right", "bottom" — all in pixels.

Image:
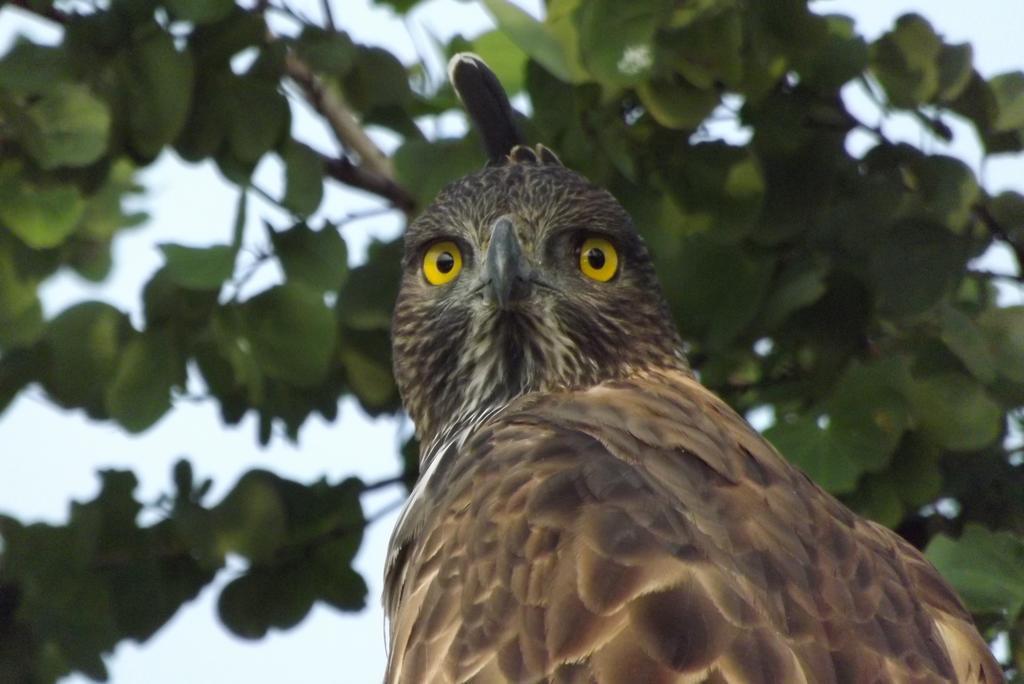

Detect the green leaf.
[
  {"left": 481, "top": 0, "right": 576, "bottom": 84},
  {"left": 0, "top": 40, "right": 71, "bottom": 95},
  {"left": 281, "top": 477, "right": 365, "bottom": 559},
  {"left": 142, "top": 267, "right": 220, "bottom": 332},
  {"left": 765, "top": 414, "right": 862, "bottom": 494},
  {"left": 174, "top": 70, "right": 231, "bottom": 161},
  {"left": 903, "top": 155, "right": 979, "bottom": 231},
  {"left": 239, "top": 284, "right": 337, "bottom": 386},
  {"left": 19, "top": 84, "right": 110, "bottom": 169},
  {"left": 844, "top": 473, "right": 903, "bottom": 527},
  {"left": 978, "top": 306, "right": 1024, "bottom": 383},
  {"left": 105, "top": 331, "right": 184, "bottom": 432},
  {"left": 77, "top": 158, "right": 146, "bottom": 242},
  {"left": 926, "top": 525, "right": 1024, "bottom": 620},
  {"left": 294, "top": 27, "right": 356, "bottom": 76},
  {"left": 270, "top": 222, "right": 347, "bottom": 293},
  {"left": 124, "top": 28, "right": 195, "bottom": 158},
  {"left": 936, "top": 42, "right": 973, "bottom": 102},
  {"left": 280, "top": 141, "right": 325, "bottom": 217},
  {"left": 0, "top": 296, "right": 43, "bottom": 350},
  {"left": 635, "top": 77, "right": 719, "bottom": 129},
  {"left": 214, "top": 471, "right": 289, "bottom": 562},
  {"left": 868, "top": 220, "right": 967, "bottom": 317},
  {"left": 189, "top": 8, "right": 266, "bottom": 66},
  {"left": 207, "top": 307, "right": 265, "bottom": 404},
  {"left": 659, "top": 8, "right": 743, "bottom": 90},
  {"left": 164, "top": 0, "right": 234, "bottom": 24},
  {"left": 890, "top": 435, "right": 942, "bottom": 508},
  {"left": 40, "top": 302, "right": 128, "bottom": 415},
  {"left": 0, "top": 180, "right": 84, "bottom": 250},
  {"left": 336, "top": 238, "right": 402, "bottom": 331},
  {"left": 826, "top": 359, "right": 910, "bottom": 472},
  {"left": 158, "top": 243, "right": 237, "bottom": 290},
  {"left": 766, "top": 357, "right": 911, "bottom": 493},
  {"left": 869, "top": 13, "right": 941, "bottom": 107},
  {"left": 989, "top": 191, "right": 1024, "bottom": 242},
  {"left": 905, "top": 372, "right": 1002, "bottom": 451},
  {"left": 990, "top": 71, "right": 1024, "bottom": 133},
  {"left": 214, "top": 473, "right": 367, "bottom": 637},
  {"left": 949, "top": 71, "right": 998, "bottom": 137},
  {"left": 658, "top": 235, "right": 773, "bottom": 350},
  {"left": 0, "top": 241, "right": 44, "bottom": 348},
  {"left": 657, "top": 141, "right": 765, "bottom": 242},
  {"left": 338, "top": 327, "right": 397, "bottom": 412},
  {"left": 544, "top": 0, "right": 589, "bottom": 84},
  {"left": 802, "top": 15, "right": 868, "bottom": 90},
  {"left": 341, "top": 46, "right": 411, "bottom": 113},
  {"left": 394, "top": 135, "right": 482, "bottom": 209},
  {"left": 574, "top": 0, "right": 673, "bottom": 86},
  {"left": 939, "top": 305, "right": 996, "bottom": 384},
  {"left": 218, "top": 566, "right": 315, "bottom": 639},
  {"left": 0, "top": 346, "right": 44, "bottom": 415},
  {"left": 759, "top": 256, "right": 829, "bottom": 329},
  {"left": 226, "top": 79, "right": 290, "bottom": 164},
  {"left": 317, "top": 566, "right": 368, "bottom": 612}
]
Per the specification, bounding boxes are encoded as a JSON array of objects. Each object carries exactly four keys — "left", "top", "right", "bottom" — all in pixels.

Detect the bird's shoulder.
[{"left": 386, "top": 369, "right": 1001, "bottom": 684}]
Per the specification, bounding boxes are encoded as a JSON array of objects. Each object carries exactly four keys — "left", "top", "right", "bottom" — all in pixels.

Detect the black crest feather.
[{"left": 448, "top": 52, "right": 525, "bottom": 164}]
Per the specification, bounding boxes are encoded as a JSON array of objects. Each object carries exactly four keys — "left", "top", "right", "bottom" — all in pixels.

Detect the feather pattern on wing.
[{"left": 384, "top": 369, "right": 1002, "bottom": 684}]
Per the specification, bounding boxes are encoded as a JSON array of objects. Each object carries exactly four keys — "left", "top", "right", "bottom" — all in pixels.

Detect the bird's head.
[{"left": 391, "top": 149, "right": 686, "bottom": 444}]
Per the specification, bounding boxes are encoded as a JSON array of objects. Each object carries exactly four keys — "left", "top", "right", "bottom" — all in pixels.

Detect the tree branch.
[
  {"left": 281, "top": 47, "right": 416, "bottom": 213},
  {"left": 283, "top": 53, "right": 393, "bottom": 180},
  {"left": 322, "top": 154, "right": 415, "bottom": 212}
]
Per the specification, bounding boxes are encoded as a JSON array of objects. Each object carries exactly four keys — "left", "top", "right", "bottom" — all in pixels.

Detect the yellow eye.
[
  {"left": 578, "top": 236, "right": 618, "bottom": 282},
  {"left": 422, "top": 240, "right": 463, "bottom": 285}
]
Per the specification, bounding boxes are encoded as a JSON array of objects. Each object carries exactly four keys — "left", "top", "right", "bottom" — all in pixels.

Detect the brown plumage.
[{"left": 383, "top": 55, "right": 1002, "bottom": 683}]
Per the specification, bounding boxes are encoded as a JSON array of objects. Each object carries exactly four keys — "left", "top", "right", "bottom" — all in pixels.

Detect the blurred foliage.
[{"left": 0, "top": 0, "right": 1023, "bottom": 680}]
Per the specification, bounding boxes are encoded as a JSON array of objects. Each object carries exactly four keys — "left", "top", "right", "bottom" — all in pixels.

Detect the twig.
[
  {"left": 320, "top": 0, "right": 336, "bottom": 31},
  {"left": 251, "top": 182, "right": 299, "bottom": 219},
  {"left": 265, "top": 0, "right": 315, "bottom": 26},
  {"left": 323, "top": 154, "right": 415, "bottom": 212},
  {"left": 974, "top": 202, "right": 1024, "bottom": 270},
  {"left": 333, "top": 205, "right": 397, "bottom": 225},
  {"left": 360, "top": 475, "right": 405, "bottom": 493},
  {"left": 911, "top": 108, "right": 953, "bottom": 142},
  {"left": 174, "top": 392, "right": 214, "bottom": 404},
  {"left": 227, "top": 248, "right": 274, "bottom": 302},
  {"left": 967, "top": 269, "right": 1024, "bottom": 284},
  {"left": 857, "top": 74, "right": 889, "bottom": 114}
]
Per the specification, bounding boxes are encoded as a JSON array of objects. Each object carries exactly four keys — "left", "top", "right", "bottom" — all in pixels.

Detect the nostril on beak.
[{"left": 485, "top": 217, "right": 529, "bottom": 308}]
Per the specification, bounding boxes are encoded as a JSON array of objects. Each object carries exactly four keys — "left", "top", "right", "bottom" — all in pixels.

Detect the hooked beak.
[{"left": 484, "top": 216, "right": 530, "bottom": 309}]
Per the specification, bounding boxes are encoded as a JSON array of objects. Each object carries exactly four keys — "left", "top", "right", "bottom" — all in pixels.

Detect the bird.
[{"left": 382, "top": 53, "right": 1003, "bottom": 684}]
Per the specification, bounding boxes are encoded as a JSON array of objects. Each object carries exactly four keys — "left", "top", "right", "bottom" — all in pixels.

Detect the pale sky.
[{"left": 0, "top": 1, "right": 1021, "bottom": 682}]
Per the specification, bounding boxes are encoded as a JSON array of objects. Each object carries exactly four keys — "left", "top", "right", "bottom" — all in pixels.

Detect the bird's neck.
[{"left": 414, "top": 349, "right": 691, "bottom": 466}]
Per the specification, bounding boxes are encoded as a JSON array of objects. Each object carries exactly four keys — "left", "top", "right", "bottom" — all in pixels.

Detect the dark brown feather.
[
  {"left": 385, "top": 370, "right": 1002, "bottom": 683},
  {"left": 449, "top": 53, "right": 524, "bottom": 164}
]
